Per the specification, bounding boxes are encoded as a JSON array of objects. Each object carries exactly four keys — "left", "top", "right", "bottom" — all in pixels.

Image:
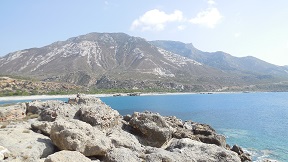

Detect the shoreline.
[{"left": 0, "top": 91, "right": 255, "bottom": 102}]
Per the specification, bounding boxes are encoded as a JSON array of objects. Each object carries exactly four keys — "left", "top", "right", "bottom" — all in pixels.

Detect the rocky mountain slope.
[
  {"left": 0, "top": 32, "right": 288, "bottom": 92},
  {"left": 150, "top": 40, "right": 288, "bottom": 78},
  {"left": 0, "top": 95, "right": 252, "bottom": 161},
  {"left": 0, "top": 76, "right": 83, "bottom": 96}
]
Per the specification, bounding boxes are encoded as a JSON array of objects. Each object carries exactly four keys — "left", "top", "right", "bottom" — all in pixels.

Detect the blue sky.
[{"left": 1, "top": 0, "right": 288, "bottom": 65}]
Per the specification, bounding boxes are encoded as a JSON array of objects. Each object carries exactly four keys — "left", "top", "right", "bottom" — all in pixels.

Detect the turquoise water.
[
  {"left": 1, "top": 92, "right": 287, "bottom": 161},
  {"left": 100, "top": 93, "right": 288, "bottom": 162}
]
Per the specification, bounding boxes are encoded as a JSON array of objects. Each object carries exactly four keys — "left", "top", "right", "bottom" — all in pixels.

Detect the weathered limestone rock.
[
  {"left": 68, "top": 95, "right": 101, "bottom": 105},
  {"left": 0, "top": 123, "right": 55, "bottom": 162},
  {"left": 0, "top": 103, "right": 26, "bottom": 121},
  {"left": 44, "top": 150, "right": 92, "bottom": 162},
  {"left": 0, "top": 145, "right": 10, "bottom": 160},
  {"left": 50, "top": 119, "right": 111, "bottom": 156},
  {"left": 104, "top": 147, "right": 143, "bottom": 162},
  {"left": 129, "top": 111, "right": 175, "bottom": 147},
  {"left": 31, "top": 121, "right": 54, "bottom": 136},
  {"left": 165, "top": 138, "right": 241, "bottom": 162},
  {"left": 231, "top": 145, "right": 252, "bottom": 162},
  {"left": 172, "top": 120, "right": 227, "bottom": 147},
  {"left": 107, "top": 126, "right": 143, "bottom": 152},
  {"left": 77, "top": 104, "right": 121, "bottom": 129},
  {"left": 37, "top": 100, "right": 78, "bottom": 121}
]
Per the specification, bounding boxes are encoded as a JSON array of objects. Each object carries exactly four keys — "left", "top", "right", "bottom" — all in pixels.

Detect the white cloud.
[
  {"left": 190, "top": 7, "right": 223, "bottom": 28},
  {"left": 207, "top": 0, "right": 216, "bottom": 5},
  {"left": 130, "top": 9, "right": 184, "bottom": 31},
  {"left": 177, "top": 25, "right": 186, "bottom": 31},
  {"left": 234, "top": 32, "right": 241, "bottom": 38}
]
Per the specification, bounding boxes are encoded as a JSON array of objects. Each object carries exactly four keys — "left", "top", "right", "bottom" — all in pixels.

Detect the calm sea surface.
[{"left": 1, "top": 92, "right": 287, "bottom": 161}]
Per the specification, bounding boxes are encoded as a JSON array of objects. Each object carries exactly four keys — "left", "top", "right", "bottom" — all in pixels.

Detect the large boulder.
[
  {"left": 44, "top": 150, "right": 92, "bottom": 162},
  {"left": 104, "top": 147, "right": 143, "bottom": 162},
  {"left": 129, "top": 111, "right": 175, "bottom": 147},
  {"left": 0, "top": 122, "right": 55, "bottom": 162},
  {"left": 76, "top": 104, "right": 121, "bottom": 130},
  {"left": 50, "top": 119, "right": 111, "bottom": 156},
  {"left": 107, "top": 126, "right": 143, "bottom": 152},
  {"left": 173, "top": 120, "right": 227, "bottom": 147},
  {"left": 231, "top": 145, "right": 252, "bottom": 162},
  {"left": 150, "top": 138, "right": 241, "bottom": 162},
  {"left": 31, "top": 121, "right": 54, "bottom": 136},
  {"left": 0, "top": 103, "right": 26, "bottom": 121},
  {"left": 37, "top": 100, "right": 78, "bottom": 122}
]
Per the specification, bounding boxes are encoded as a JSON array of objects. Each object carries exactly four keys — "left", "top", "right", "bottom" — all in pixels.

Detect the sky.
[{"left": 1, "top": 0, "right": 288, "bottom": 66}]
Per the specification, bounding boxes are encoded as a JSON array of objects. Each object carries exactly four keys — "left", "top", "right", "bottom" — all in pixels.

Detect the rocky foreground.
[{"left": 0, "top": 95, "right": 252, "bottom": 162}]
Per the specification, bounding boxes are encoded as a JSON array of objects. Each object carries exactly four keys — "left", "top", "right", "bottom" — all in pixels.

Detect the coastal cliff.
[{"left": 0, "top": 95, "right": 252, "bottom": 161}]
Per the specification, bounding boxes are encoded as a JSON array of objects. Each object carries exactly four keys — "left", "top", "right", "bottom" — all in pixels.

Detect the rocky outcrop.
[
  {"left": 231, "top": 145, "right": 252, "bottom": 162},
  {"left": 50, "top": 118, "right": 111, "bottom": 156},
  {"left": 164, "top": 138, "right": 241, "bottom": 162},
  {"left": 129, "top": 111, "right": 175, "bottom": 147},
  {"left": 0, "top": 103, "right": 26, "bottom": 121},
  {"left": 0, "top": 122, "right": 55, "bottom": 161},
  {"left": 44, "top": 150, "right": 92, "bottom": 162},
  {"left": 35, "top": 100, "right": 78, "bottom": 122},
  {"left": 0, "top": 95, "right": 252, "bottom": 162},
  {"left": 76, "top": 101, "right": 121, "bottom": 129}
]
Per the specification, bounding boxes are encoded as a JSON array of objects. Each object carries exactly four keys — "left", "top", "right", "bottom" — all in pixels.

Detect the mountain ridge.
[{"left": 1, "top": 32, "right": 288, "bottom": 92}]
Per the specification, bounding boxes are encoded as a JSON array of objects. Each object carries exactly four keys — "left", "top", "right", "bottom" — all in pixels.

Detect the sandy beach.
[{"left": 0, "top": 91, "right": 241, "bottom": 102}]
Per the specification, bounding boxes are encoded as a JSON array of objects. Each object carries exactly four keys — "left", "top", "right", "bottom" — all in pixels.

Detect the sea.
[{"left": 1, "top": 92, "right": 287, "bottom": 161}]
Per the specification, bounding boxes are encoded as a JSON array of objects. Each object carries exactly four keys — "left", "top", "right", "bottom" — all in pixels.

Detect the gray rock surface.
[
  {"left": 44, "top": 150, "right": 92, "bottom": 162},
  {"left": 77, "top": 103, "right": 121, "bottom": 129},
  {"left": 107, "top": 126, "right": 143, "bottom": 152},
  {"left": 0, "top": 122, "right": 55, "bottom": 162},
  {"left": 129, "top": 111, "right": 174, "bottom": 147},
  {"left": 0, "top": 145, "right": 10, "bottom": 160},
  {"left": 166, "top": 138, "right": 241, "bottom": 162},
  {"left": 0, "top": 103, "right": 26, "bottom": 121},
  {"left": 50, "top": 118, "right": 111, "bottom": 156},
  {"left": 31, "top": 120, "right": 54, "bottom": 136},
  {"left": 37, "top": 100, "right": 78, "bottom": 121},
  {"left": 104, "top": 147, "right": 143, "bottom": 162}
]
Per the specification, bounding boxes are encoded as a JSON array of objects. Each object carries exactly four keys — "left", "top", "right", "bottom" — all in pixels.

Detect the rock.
[
  {"left": 163, "top": 138, "right": 241, "bottom": 162},
  {"left": 44, "top": 150, "right": 92, "bottom": 162},
  {"left": 107, "top": 126, "right": 143, "bottom": 152},
  {"left": 173, "top": 121, "right": 227, "bottom": 147},
  {"left": 31, "top": 121, "right": 54, "bottom": 136},
  {"left": 50, "top": 118, "right": 111, "bottom": 156},
  {"left": 231, "top": 145, "right": 252, "bottom": 162},
  {"left": 231, "top": 145, "right": 244, "bottom": 155},
  {"left": 0, "top": 103, "right": 26, "bottom": 121},
  {"left": 123, "top": 114, "right": 131, "bottom": 122},
  {"left": 104, "top": 147, "right": 143, "bottom": 162},
  {"left": 144, "top": 146, "right": 183, "bottom": 162},
  {"left": 76, "top": 104, "right": 121, "bottom": 129},
  {"left": 68, "top": 95, "right": 102, "bottom": 105},
  {"left": 240, "top": 153, "right": 252, "bottom": 162},
  {"left": 37, "top": 100, "right": 78, "bottom": 122},
  {"left": 0, "top": 145, "right": 10, "bottom": 160},
  {"left": 164, "top": 116, "right": 183, "bottom": 129},
  {"left": 129, "top": 111, "right": 174, "bottom": 147},
  {"left": 0, "top": 122, "right": 55, "bottom": 161}
]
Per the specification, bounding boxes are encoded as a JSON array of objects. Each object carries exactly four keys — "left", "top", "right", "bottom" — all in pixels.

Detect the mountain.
[
  {"left": 150, "top": 40, "right": 288, "bottom": 78},
  {"left": 0, "top": 32, "right": 288, "bottom": 92}
]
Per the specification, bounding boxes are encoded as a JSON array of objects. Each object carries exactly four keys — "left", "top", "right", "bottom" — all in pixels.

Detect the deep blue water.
[{"left": 1, "top": 92, "right": 287, "bottom": 161}]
